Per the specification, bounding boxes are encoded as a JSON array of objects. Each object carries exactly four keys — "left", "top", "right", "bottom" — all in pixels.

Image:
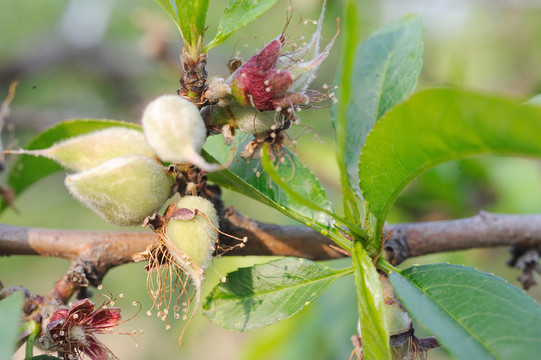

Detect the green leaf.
[
  {"left": 20, "top": 320, "right": 40, "bottom": 358},
  {"left": 175, "top": 0, "right": 209, "bottom": 47},
  {"left": 332, "top": 0, "right": 363, "bottom": 220},
  {"left": 155, "top": 0, "right": 182, "bottom": 34},
  {"left": 333, "top": 14, "right": 423, "bottom": 201},
  {"left": 390, "top": 264, "right": 541, "bottom": 360},
  {"left": 259, "top": 143, "right": 364, "bottom": 249},
  {"left": 155, "top": 0, "right": 210, "bottom": 47},
  {"left": 205, "top": 137, "right": 335, "bottom": 232},
  {"left": 29, "top": 356, "right": 63, "bottom": 360},
  {"left": 1, "top": 119, "right": 140, "bottom": 212},
  {"left": 204, "top": 0, "right": 278, "bottom": 52},
  {"left": 203, "top": 257, "right": 351, "bottom": 331},
  {"left": 359, "top": 89, "right": 541, "bottom": 226},
  {"left": 351, "top": 241, "right": 390, "bottom": 360},
  {"left": 0, "top": 292, "right": 23, "bottom": 360}
]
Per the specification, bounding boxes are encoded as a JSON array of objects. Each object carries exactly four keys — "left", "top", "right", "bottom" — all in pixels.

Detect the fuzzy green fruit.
[
  {"left": 19, "top": 127, "right": 156, "bottom": 172},
  {"left": 166, "top": 196, "right": 219, "bottom": 270},
  {"left": 381, "top": 273, "right": 412, "bottom": 336},
  {"left": 65, "top": 154, "right": 172, "bottom": 226},
  {"left": 159, "top": 196, "right": 219, "bottom": 346},
  {"left": 142, "top": 95, "right": 219, "bottom": 171},
  {"left": 210, "top": 97, "right": 281, "bottom": 136}
]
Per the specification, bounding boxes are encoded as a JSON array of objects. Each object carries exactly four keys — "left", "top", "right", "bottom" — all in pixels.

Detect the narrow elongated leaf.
[
  {"left": 390, "top": 264, "right": 541, "bottom": 360},
  {"left": 175, "top": 0, "right": 209, "bottom": 46},
  {"left": 204, "top": 0, "right": 278, "bottom": 51},
  {"left": 155, "top": 0, "right": 182, "bottom": 34},
  {"left": 203, "top": 257, "right": 351, "bottom": 331},
  {"left": 21, "top": 320, "right": 40, "bottom": 359},
  {"left": 155, "top": 0, "right": 209, "bottom": 47},
  {"left": 333, "top": 0, "right": 362, "bottom": 219},
  {"left": 0, "top": 292, "right": 23, "bottom": 360},
  {"left": 205, "top": 137, "right": 335, "bottom": 231},
  {"left": 359, "top": 89, "right": 541, "bottom": 225},
  {"left": 351, "top": 241, "right": 390, "bottom": 360},
  {"left": 259, "top": 143, "right": 361, "bottom": 250},
  {"left": 333, "top": 14, "right": 423, "bottom": 200},
  {"left": 1, "top": 119, "right": 140, "bottom": 212}
]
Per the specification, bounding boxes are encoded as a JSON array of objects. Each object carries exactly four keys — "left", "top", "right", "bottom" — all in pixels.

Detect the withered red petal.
[
  {"left": 69, "top": 298, "right": 95, "bottom": 317},
  {"left": 87, "top": 307, "right": 122, "bottom": 331},
  {"left": 49, "top": 308, "right": 69, "bottom": 323},
  {"left": 83, "top": 334, "right": 115, "bottom": 360}
]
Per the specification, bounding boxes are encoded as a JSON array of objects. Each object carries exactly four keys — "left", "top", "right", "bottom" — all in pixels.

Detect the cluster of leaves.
[
  {"left": 2, "top": 1, "right": 541, "bottom": 359},
  {"left": 155, "top": 0, "right": 277, "bottom": 52}
]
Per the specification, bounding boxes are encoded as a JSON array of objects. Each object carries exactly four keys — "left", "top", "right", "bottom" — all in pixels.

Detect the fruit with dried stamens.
[{"left": 166, "top": 195, "right": 219, "bottom": 270}]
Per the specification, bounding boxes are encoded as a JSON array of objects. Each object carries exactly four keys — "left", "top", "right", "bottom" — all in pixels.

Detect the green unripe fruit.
[
  {"left": 142, "top": 95, "right": 219, "bottom": 171},
  {"left": 18, "top": 127, "right": 156, "bottom": 172},
  {"left": 65, "top": 154, "right": 172, "bottom": 226},
  {"left": 210, "top": 98, "right": 280, "bottom": 136},
  {"left": 166, "top": 196, "right": 219, "bottom": 270},
  {"left": 381, "top": 273, "right": 412, "bottom": 336},
  {"left": 150, "top": 196, "right": 219, "bottom": 347},
  {"left": 387, "top": 299, "right": 412, "bottom": 336}
]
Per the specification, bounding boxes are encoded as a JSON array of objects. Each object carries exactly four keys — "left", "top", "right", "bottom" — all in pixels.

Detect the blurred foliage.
[{"left": 1, "top": 0, "right": 541, "bottom": 359}]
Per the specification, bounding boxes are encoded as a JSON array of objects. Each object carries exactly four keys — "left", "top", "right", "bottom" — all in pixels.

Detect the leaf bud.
[{"left": 65, "top": 154, "right": 172, "bottom": 226}]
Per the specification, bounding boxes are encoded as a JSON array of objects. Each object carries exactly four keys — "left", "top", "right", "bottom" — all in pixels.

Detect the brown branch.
[
  {"left": 0, "top": 225, "right": 154, "bottom": 274},
  {"left": 218, "top": 207, "right": 342, "bottom": 260},
  {"left": 0, "top": 208, "right": 341, "bottom": 268},
  {"left": 383, "top": 211, "right": 541, "bottom": 265},
  {"left": 2, "top": 210, "right": 541, "bottom": 269},
  {"left": 1, "top": 210, "right": 541, "bottom": 309}
]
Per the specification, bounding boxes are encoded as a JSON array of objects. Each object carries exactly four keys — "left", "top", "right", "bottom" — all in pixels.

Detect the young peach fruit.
[
  {"left": 65, "top": 154, "right": 172, "bottom": 226},
  {"left": 142, "top": 95, "right": 219, "bottom": 172},
  {"left": 166, "top": 195, "right": 219, "bottom": 270},
  {"left": 8, "top": 127, "right": 155, "bottom": 172}
]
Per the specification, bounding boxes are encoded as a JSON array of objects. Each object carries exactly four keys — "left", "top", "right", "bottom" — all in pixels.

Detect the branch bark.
[
  {"left": 2, "top": 211, "right": 541, "bottom": 270},
  {"left": 4, "top": 208, "right": 539, "bottom": 311},
  {"left": 383, "top": 211, "right": 541, "bottom": 265}
]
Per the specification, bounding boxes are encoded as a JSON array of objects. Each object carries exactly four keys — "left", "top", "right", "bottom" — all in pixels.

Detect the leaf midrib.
[
  {"left": 374, "top": 48, "right": 395, "bottom": 124},
  {"left": 212, "top": 267, "right": 352, "bottom": 302},
  {"left": 403, "top": 275, "right": 501, "bottom": 359}
]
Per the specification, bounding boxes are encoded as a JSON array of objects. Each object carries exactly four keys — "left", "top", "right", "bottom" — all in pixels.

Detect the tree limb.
[
  {"left": 1, "top": 209, "right": 541, "bottom": 307},
  {"left": 1, "top": 210, "right": 541, "bottom": 270},
  {"left": 383, "top": 211, "right": 541, "bottom": 265}
]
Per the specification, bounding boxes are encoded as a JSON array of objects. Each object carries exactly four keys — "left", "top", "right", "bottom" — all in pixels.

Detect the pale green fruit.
[
  {"left": 65, "top": 154, "right": 172, "bottom": 226},
  {"left": 162, "top": 196, "right": 219, "bottom": 347},
  {"left": 17, "top": 127, "right": 155, "bottom": 172},
  {"left": 166, "top": 195, "right": 219, "bottom": 270},
  {"left": 142, "top": 95, "right": 219, "bottom": 171},
  {"left": 387, "top": 299, "right": 412, "bottom": 336},
  {"left": 381, "top": 274, "right": 412, "bottom": 336},
  {"left": 209, "top": 97, "right": 282, "bottom": 136}
]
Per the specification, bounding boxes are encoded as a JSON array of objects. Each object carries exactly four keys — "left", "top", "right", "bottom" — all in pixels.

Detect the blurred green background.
[{"left": 1, "top": 0, "right": 541, "bottom": 359}]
